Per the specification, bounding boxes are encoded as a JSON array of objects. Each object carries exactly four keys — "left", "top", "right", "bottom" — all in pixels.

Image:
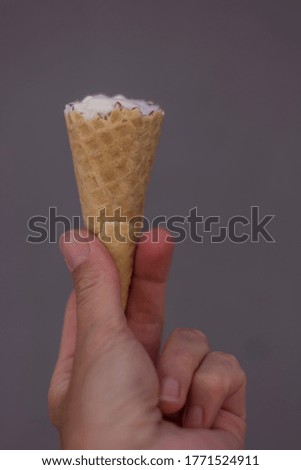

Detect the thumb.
[{"left": 59, "top": 230, "right": 125, "bottom": 346}]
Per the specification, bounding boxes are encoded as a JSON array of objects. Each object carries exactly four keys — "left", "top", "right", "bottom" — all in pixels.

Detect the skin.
[{"left": 48, "top": 228, "right": 246, "bottom": 450}]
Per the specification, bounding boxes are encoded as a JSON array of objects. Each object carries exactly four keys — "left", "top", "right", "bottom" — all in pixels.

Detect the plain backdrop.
[{"left": 1, "top": 0, "right": 300, "bottom": 449}]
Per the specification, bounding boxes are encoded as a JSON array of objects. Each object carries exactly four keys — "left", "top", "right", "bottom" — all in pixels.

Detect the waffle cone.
[{"left": 65, "top": 106, "right": 164, "bottom": 308}]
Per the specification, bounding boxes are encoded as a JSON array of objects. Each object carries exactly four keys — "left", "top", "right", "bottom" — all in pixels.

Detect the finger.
[
  {"left": 157, "top": 328, "right": 210, "bottom": 415},
  {"left": 126, "top": 228, "right": 174, "bottom": 363},
  {"left": 182, "top": 351, "right": 246, "bottom": 431},
  {"left": 59, "top": 230, "right": 126, "bottom": 358},
  {"left": 48, "top": 291, "right": 77, "bottom": 427},
  {"left": 56, "top": 291, "right": 77, "bottom": 363}
]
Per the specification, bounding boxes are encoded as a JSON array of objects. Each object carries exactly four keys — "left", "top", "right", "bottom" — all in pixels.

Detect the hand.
[{"left": 48, "top": 229, "right": 246, "bottom": 449}]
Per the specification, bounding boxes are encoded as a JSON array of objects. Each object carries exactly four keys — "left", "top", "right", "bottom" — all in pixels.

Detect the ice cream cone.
[{"left": 64, "top": 96, "right": 164, "bottom": 308}]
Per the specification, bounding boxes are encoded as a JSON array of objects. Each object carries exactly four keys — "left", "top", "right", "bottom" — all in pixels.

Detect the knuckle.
[
  {"left": 75, "top": 274, "right": 98, "bottom": 296},
  {"left": 240, "top": 369, "right": 247, "bottom": 386},
  {"left": 210, "top": 351, "right": 240, "bottom": 367},
  {"left": 209, "top": 351, "right": 247, "bottom": 385},
  {"left": 237, "top": 365, "right": 247, "bottom": 385},
  {"left": 171, "top": 347, "right": 197, "bottom": 368},
  {"left": 75, "top": 277, "right": 99, "bottom": 309},
  {"left": 199, "top": 373, "right": 228, "bottom": 396},
  {"left": 74, "top": 266, "right": 114, "bottom": 305},
  {"left": 172, "top": 327, "right": 208, "bottom": 344}
]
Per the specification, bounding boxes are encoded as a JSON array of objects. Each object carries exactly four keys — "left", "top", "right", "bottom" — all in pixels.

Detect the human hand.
[{"left": 48, "top": 229, "right": 246, "bottom": 449}]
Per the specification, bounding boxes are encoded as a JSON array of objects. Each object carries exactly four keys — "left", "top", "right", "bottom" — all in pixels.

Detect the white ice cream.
[{"left": 65, "top": 94, "right": 161, "bottom": 120}]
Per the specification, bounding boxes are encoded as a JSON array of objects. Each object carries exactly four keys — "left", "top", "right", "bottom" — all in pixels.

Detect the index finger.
[{"left": 126, "top": 228, "right": 174, "bottom": 364}]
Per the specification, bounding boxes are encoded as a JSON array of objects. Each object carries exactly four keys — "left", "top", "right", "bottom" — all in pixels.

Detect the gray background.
[{"left": 1, "top": 0, "right": 300, "bottom": 450}]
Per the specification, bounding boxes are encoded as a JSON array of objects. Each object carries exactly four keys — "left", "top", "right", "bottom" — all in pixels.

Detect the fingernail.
[
  {"left": 60, "top": 232, "right": 90, "bottom": 271},
  {"left": 183, "top": 405, "right": 203, "bottom": 428},
  {"left": 160, "top": 377, "right": 180, "bottom": 402}
]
